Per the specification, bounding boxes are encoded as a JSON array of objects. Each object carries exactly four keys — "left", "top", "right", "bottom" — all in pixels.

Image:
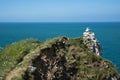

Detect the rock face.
[
  {"left": 83, "top": 27, "right": 102, "bottom": 56},
  {"left": 0, "top": 37, "right": 120, "bottom": 80}
]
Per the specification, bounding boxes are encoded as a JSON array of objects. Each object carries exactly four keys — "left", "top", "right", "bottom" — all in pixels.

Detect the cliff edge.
[{"left": 0, "top": 37, "right": 119, "bottom": 80}]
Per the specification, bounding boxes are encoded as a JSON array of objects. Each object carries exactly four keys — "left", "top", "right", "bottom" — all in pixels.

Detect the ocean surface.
[{"left": 0, "top": 22, "right": 120, "bottom": 72}]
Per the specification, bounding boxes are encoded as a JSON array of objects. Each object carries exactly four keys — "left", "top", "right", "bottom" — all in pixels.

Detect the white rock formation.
[{"left": 83, "top": 27, "right": 102, "bottom": 56}]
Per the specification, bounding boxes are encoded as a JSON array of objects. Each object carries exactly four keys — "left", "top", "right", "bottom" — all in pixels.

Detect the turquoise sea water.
[{"left": 0, "top": 22, "right": 120, "bottom": 72}]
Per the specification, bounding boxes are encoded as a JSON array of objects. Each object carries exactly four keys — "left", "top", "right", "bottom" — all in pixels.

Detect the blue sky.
[{"left": 0, "top": 0, "right": 120, "bottom": 22}]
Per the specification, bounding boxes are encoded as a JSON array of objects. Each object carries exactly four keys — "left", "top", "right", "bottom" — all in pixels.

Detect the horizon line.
[{"left": 0, "top": 21, "right": 120, "bottom": 23}]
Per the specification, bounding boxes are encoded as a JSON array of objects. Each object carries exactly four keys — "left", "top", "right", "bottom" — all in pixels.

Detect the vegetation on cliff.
[
  {"left": 0, "top": 37, "right": 119, "bottom": 80},
  {"left": 0, "top": 39, "right": 41, "bottom": 79}
]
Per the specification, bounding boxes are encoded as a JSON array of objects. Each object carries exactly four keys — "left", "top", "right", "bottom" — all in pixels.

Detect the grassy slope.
[
  {"left": 0, "top": 39, "right": 41, "bottom": 79},
  {"left": 69, "top": 38, "right": 119, "bottom": 79},
  {"left": 0, "top": 37, "right": 119, "bottom": 80}
]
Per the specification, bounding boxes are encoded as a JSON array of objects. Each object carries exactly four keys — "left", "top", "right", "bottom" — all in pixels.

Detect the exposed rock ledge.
[{"left": 0, "top": 37, "right": 119, "bottom": 80}]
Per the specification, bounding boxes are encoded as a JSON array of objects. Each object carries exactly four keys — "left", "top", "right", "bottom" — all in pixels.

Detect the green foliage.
[
  {"left": 11, "top": 76, "right": 21, "bottom": 80},
  {"left": 0, "top": 37, "right": 119, "bottom": 80},
  {"left": 69, "top": 37, "right": 87, "bottom": 49},
  {"left": 0, "top": 39, "right": 41, "bottom": 78}
]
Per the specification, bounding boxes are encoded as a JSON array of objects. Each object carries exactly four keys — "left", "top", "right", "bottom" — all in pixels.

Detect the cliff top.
[{"left": 0, "top": 37, "right": 119, "bottom": 80}]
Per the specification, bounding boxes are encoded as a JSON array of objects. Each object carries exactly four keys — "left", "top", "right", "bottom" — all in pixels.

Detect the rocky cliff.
[
  {"left": 83, "top": 27, "right": 102, "bottom": 56},
  {"left": 0, "top": 37, "right": 119, "bottom": 80}
]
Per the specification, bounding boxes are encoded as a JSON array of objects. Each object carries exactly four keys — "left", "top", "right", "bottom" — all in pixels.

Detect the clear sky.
[{"left": 0, "top": 0, "right": 120, "bottom": 22}]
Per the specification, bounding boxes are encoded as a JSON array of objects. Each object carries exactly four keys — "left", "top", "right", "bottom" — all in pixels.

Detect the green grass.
[
  {"left": 0, "top": 39, "right": 41, "bottom": 79},
  {"left": 42, "top": 36, "right": 68, "bottom": 47},
  {"left": 67, "top": 38, "right": 119, "bottom": 79},
  {"left": 69, "top": 37, "right": 87, "bottom": 49},
  {"left": 0, "top": 37, "right": 119, "bottom": 80}
]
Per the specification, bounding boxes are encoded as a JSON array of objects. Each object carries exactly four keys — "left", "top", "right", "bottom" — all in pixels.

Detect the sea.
[{"left": 0, "top": 22, "right": 120, "bottom": 73}]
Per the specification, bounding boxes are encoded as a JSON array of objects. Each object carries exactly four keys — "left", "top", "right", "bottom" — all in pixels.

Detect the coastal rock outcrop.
[
  {"left": 0, "top": 37, "right": 119, "bottom": 80},
  {"left": 83, "top": 27, "right": 102, "bottom": 56}
]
